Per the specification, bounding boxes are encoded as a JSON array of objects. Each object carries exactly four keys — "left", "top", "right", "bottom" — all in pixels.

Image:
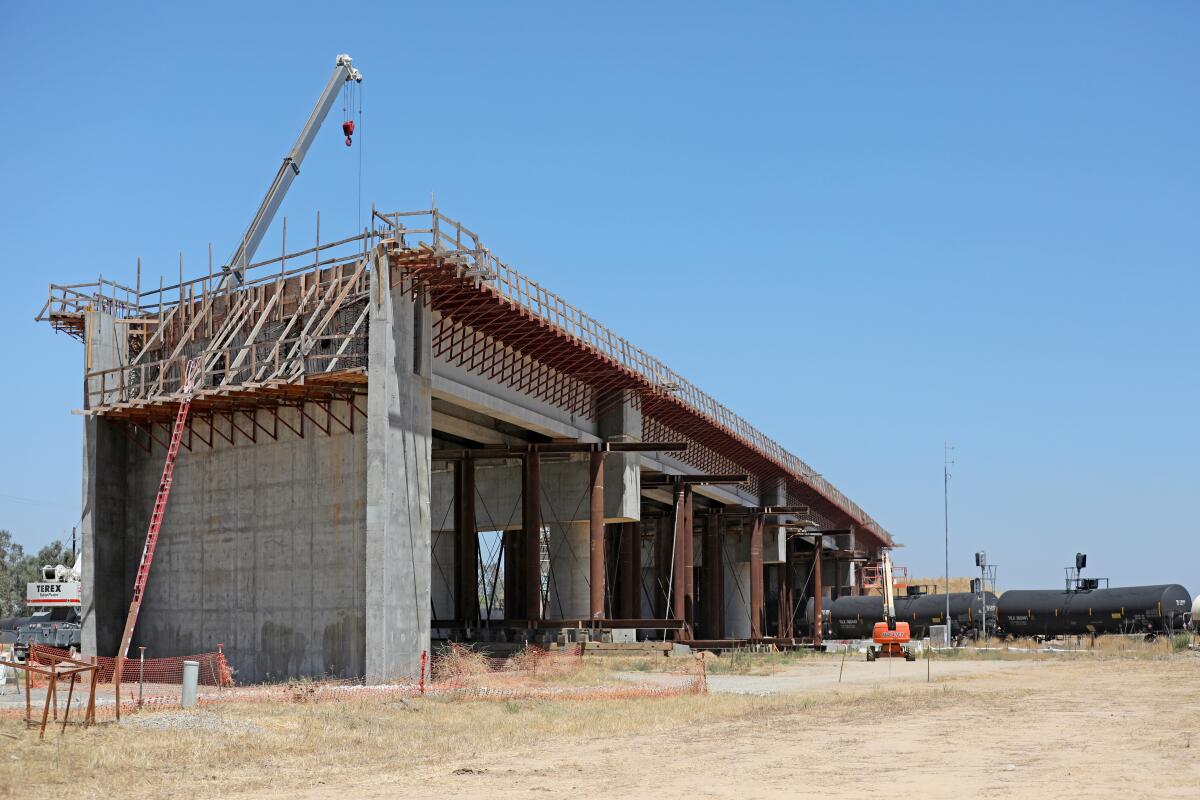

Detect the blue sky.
[{"left": 1, "top": 3, "right": 1196, "bottom": 590}]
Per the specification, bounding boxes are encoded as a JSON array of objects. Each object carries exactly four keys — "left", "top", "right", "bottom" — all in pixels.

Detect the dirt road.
[{"left": 263, "top": 655, "right": 1200, "bottom": 800}]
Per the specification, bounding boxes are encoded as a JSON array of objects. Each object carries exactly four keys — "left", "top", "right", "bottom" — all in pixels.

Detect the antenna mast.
[{"left": 944, "top": 442, "right": 954, "bottom": 636}]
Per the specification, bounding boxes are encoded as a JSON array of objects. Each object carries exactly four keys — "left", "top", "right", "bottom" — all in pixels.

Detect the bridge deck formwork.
[{"left": 39, "top": 210, "right": 889, "bottom": 682}]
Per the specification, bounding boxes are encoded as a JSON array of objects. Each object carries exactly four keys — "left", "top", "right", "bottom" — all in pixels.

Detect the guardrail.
[{"left": 372, "top": 210, "right": 882, "bottom": 538}]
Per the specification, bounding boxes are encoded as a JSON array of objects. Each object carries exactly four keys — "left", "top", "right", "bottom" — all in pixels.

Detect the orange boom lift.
[{"left": 866, "top": 551, "right": 916, "bottom": 662}]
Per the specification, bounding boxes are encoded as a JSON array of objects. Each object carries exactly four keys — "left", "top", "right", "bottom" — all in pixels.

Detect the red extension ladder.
[{"left": 114, "top": 358, "right": 203, "bottom": 681}]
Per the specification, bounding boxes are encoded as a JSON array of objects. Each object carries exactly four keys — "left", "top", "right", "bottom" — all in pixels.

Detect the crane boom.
[
  {"left": 881, "top": 550, "right": 896, "bottom": 625},
  {"left": 222, "top": 53, "right": 363, "bottom": 287}
]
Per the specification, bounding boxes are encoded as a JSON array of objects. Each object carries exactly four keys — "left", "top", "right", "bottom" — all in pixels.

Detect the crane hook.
[{"left": 342, "top": 120, "right": 355, "bottom": 147}]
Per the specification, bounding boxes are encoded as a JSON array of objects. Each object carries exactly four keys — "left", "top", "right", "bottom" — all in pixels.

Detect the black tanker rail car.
[
  {"left": 813, "top": 591, "right": 998, "bottom": 640},
  {"left": 996, "top": 584, "right": 1191, "bottom": 638}
]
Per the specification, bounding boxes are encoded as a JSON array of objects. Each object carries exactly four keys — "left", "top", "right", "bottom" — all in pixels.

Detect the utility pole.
[{"left": 944, "top": 442, "right": 954, "bottom": 638}]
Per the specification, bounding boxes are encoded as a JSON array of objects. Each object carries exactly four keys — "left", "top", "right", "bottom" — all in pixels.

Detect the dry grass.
[
  {"left": 937, "top": 632, "right": 1199, "bottom": 660},
  {"left": 700, "top": 649, "right": 815, "bottom": 675},
  {"left": 0, "top": 678, "right": 968, "bottom": 799},
  {"left": 432, "top": 644, "right": 494, "bottom": 678}
]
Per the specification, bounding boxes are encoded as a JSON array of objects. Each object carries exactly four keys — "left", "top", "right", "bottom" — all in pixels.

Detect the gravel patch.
[{"left": 121, "top": 710, "right": 260, "bottom": 733}]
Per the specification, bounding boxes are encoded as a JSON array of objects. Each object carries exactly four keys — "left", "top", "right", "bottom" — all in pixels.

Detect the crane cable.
[{"left": 357, "top": 80, "right": 363, "bottom": 232}]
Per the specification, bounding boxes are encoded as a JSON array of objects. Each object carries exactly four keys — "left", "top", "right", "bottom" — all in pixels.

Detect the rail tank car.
[
  {"left": 812, "top": 591, "right": 997, "bottom": 640},
  {"left": 996, "top": 584, "right": 1191, "bottom": 638}
]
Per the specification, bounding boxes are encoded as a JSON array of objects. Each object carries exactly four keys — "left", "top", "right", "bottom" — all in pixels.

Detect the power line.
[{"left": 0, "top": 492, "right": 74, "bottom": 510}]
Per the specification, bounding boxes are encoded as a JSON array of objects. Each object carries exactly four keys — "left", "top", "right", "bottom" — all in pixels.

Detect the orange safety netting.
[
  {"left": 224, "top": 644, "right": 708, "bottom": 704},
  {"left": 2, "top": 644, "right": 706, "bottom": 725},
  {"left": 27, "top": 644, "right": 234, "bottom": 687}
]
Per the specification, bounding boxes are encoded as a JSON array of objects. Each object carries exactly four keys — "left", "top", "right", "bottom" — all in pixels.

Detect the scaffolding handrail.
[{"left": 374, "top": 211, "right": 885, "bottom": 542}]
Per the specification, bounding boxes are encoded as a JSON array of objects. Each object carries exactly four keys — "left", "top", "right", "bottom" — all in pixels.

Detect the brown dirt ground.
[
  {"left": 4, "top": 653, "right": 1198, "bottom": 799},
  {"left": 266, "top": 655, "right": 1200, "bottom": 800}
]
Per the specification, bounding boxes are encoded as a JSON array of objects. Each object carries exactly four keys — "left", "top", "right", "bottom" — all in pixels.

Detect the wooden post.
[
  {"left": 61, "top": 673, "right": 78, "bottom": 734},
  {"left": 39, "top": 671, "right": 55, "bottom": 740},
  {"left": 86, "top": 658, "right": 97, "bottom": 726},
  {"left": 114, "top": 657, "right": 121, "bottom": 722}
]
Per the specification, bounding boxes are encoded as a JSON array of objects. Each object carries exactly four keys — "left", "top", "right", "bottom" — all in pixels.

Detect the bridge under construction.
[{"left": 37, "top": 208, "right": 892, "bottom": 682}]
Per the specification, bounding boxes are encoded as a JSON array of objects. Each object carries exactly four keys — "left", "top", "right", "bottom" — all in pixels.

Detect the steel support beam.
[
  {"left": 777, "top": 562, "right": 793, "bottom": 638},
  {"left": 621, "top": 522, "right": 641, "bottom": 618},
  {"left": 433, "top": 441, "right": 687, "bottom": 460},
  {"left": 523, "top": 450, "right": 542, "bottom": 621},
  {"left": 812, "top": 534, "right": 824, "bottom": 649},
  {"left": 671, "top": 483, "right": 690, "bottom": 639},
  {"left": 589, "top": 450, "right": 606, "bottom": 620},
  {"left": 454, "top": 457, "right": 478, "bottom": 624},
  {"left": 683, "top": 486, "right": 694, "bottom": 633},
  {"left": 503, "top": 530, "right": 522, "bottom": 618},
  {"left": 703, "top": 513, "right": 723, "bottom": 639},
  {"left": 750, "top": 514, "right": 764, "bottom": 639},
  {"left": 653, "top": 516, "right": 668, "bottom": 618}
]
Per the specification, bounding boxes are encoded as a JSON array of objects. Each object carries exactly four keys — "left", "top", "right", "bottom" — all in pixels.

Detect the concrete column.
[
  {"left": 597, "top": 390, "right": 641, "bottom": 521},
  {"left": 522, "top": 451, "right": 542, "bottom": 621},
  {"left": 589, "top": 451, "right": 606, "bottom": 619},
  {"left": 80, "top": 309, "right": 128, "bottom": 658},
  {"left": 455, "top": 458, "right": 478, "bottom": 623},
  {"left": 366, "top": 247, "right": 432, "bottom": 682},
  {"left": 749, "top": 515, "right": 764, "bottom": 639},
  {"left": 546, "top": 521, "right": 590, "bottom": 619}
]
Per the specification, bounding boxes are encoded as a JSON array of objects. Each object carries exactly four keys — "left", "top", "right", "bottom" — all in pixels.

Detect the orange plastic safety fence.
[{"left": 28, "top": 644, "right": 234, "bottom": 687}]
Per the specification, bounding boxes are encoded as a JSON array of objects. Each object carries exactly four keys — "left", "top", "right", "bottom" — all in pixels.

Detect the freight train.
[
  {"left": 810, "top": 591, "right": 998, "bottom": 641},
  {"left": 813, "top": 583, "right": 1192, "bottom": 642},
  {"left": 995, "top": 584, "right": 1191, "bottom": 638}
]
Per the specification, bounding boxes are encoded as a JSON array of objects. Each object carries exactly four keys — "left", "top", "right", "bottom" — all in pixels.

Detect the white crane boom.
[
  {"left": 881, "top": 550, "right": 897, "bottom": 626},
  {"left": 222, "top": 53, "right": 363, "bottom": 287}
]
